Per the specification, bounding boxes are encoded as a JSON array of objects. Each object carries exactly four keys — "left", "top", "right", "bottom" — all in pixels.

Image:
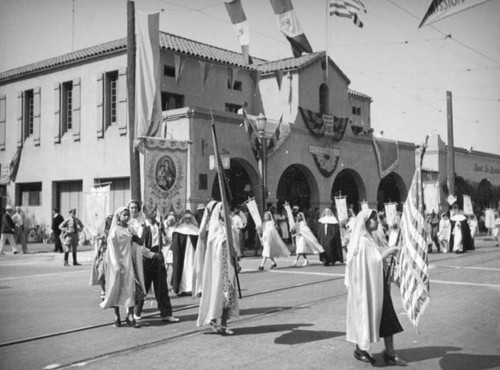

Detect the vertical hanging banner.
[
  {"left": 384, "top": 202, "right": 398, "bottom": 227},
  {"left": 84, "top": 185, "right": 110, "bottom": 238},
  {"left": 246, "top": 198, "right": 262, "bottom": 230},
  {"left": 135, "top": 11, "right": 162, "bottom": 139},
  {"left": 143, "top": 138, "right": 189, "bottom": 217},
  {"left": 224, "top": 0, "right": 252, "bottom": 65},
  {"left": 423, "top": 182, "right": 440, "bottom": 214},
  {"left": 269, "top": 0, "right": 313, "bottom": 57},
  {"left": 463, "top": 195, "right": 473, "bottom": 215},
  {"left": 334, "top": 196, "right": 348, "bottom": 223}
]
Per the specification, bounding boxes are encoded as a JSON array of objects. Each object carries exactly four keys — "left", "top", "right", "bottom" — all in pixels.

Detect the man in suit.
[
  {"left": 0, "top": 205, "right": 19, "bottom": 255},
  {"left": 59, "top": 208, "right": 84, "bottom": 266},
  {"left": 51, "top": 208, "right": 64, "bottom": 253}
]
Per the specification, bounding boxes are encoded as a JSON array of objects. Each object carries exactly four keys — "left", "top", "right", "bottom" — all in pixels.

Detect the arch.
[
  {"left": 276, "top": 164, "right": 319, "bottom": 211},
  {"left": 319, "top": 83, "right": 329, "bottom": 115},
  {"left": 331, "top": 169, "right": 366, "bottom": 214},
  {"left": 376, "top": 172, "right": 407, "bottom": 211},
  {"left": 211, "top": 158, "right": 259, "bottom": 206}
]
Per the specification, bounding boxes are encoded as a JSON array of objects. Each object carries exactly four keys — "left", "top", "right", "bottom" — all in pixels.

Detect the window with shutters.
[
  {"left": 105, "top": 71, "right": 118, "bottom": 128},
  {"left": 62, "top": 81, "right": 73, "bottom": 134},
  {"left": 24, "top": 90, "right": 34, "bottom": 137}
]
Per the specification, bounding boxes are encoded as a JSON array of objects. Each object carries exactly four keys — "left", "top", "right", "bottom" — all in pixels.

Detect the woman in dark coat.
[{"left": 318, "top": 208, "right": 343, "bottom": 266}]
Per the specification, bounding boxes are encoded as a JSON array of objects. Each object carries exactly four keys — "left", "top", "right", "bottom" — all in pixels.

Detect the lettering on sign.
[{"left": 473, "top": 163, "right": 500, "bottom": 175}]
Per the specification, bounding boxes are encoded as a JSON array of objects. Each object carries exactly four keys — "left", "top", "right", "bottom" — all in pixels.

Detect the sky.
[{"left": 1, "top": 0, "right": 499, "bottom": 155}]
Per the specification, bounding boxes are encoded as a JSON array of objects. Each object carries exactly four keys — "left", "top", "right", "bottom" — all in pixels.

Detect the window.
[
  {"left": 161, "top": 92, "right": 184, "bottom": 110},
  {"left": 16, "top": 182, "right": 42, "bottom": 206},
  {"left": 225, "top": 103, "right": 242, "bottom": 114},
  {"left": 352, "top": 106, "right": 361, "bottom": 116},
  {"left": 62, "top": 81, "right": 73, "bottom": 134},
  {"left": 105, "top": 71, "right": 118, "bottom": 128},
  {"left": 164, "top": 65, "right": 175, "bottom": 78},
  {"left": 24, "top": 89, "right": 34, "bottom": 137},
  {"left": 227, "top": 79, "right": 243, "bottom": 91}
]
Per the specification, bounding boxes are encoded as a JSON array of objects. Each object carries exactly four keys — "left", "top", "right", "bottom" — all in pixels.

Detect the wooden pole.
[
  {"left": 446, "top": 91, "right": 455, "bottom": 197},
  {"left": 128, "top": 1, "right": 141, "bottom": 202}
]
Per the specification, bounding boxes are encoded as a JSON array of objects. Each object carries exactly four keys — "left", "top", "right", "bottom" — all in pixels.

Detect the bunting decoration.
[
  {"left": 269, "top": 0, "right": 313, "bottom": 57},
  {"left": 142, "top": 138, "right": 189, "bottom": 217},
  {"left": 309, "top": 145, "right": 340, "bottom": 178},
  {"left": 298, "top": 106, "right": 348, "bottom": 140},
  {"left": 224, "top": 0, "right": 252, "bottom": 65},
  {"left": 329, "top": 0, "right": 367, "bottom": 28},
  {"left": 419, "top": 0, "right": 491, "bottom": 28},
  {"left": 372, "top": 136, "right": 400, "bottom": 178},
  {"left": 135, "top": 11, "right": 162, "bottom": 139}
]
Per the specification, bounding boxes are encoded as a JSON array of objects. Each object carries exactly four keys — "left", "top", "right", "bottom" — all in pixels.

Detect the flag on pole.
[
  {"left": 242, "top": 111, "right": 262, "bottom": 161},
  {"left": 224, "top": 0, "right": 252, "bottom": 65},
  {"left": 396, "top": 157, "right": 430, "bottom": 330},
  {"left": 329, "top": 0, "right": 366, "bottom": 28},
  {"left": 135, "top": 11, "right": 162, "bottom": 139},
  {"left": 419, "top": 0, "right": 492, "bottom": 28},
  {"left": 269, "top": 0, "right": 313, "bottom": 57}
]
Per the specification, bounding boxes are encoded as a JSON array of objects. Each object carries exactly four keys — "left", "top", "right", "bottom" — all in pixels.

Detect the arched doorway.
[
  {"left": 211, "top": 158, "right": 258, "bottom": 206},
  {"left": 331, "top": 169, "right": 366, "bottom": 214},
  {"left": 376, "top": 172, "right": 407, "bottom": 211},
  {"left": 276, "top": 164, "right": 318, "bottom": 212}
]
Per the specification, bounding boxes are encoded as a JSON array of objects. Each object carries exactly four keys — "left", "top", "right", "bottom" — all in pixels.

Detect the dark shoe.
[
  {"left": 258, "top": 266, "right": 264, "bottom": 271},
  {"left": 270, "top": 263, "right": 277, "bottom": 269},
  {"left": 383, "top": 351, "right": 408, "bottom": 366},
  {"left": 64, "top": 262, "right": 70, "bottom": 266},
  {"left": 13, "top": 251, "right": 18, "bottom": 255},
  {"left": 73, "top": 262, "right": 81, "bottom": 266},
  {"left": 126, "top": 316, "right": 140, "bottom": 328},
  {"left": 113, "top": 318, "right": 121, "bottom": 327},
  {"left": 354, "top": 350, "right": 375, "bottom": 364}
]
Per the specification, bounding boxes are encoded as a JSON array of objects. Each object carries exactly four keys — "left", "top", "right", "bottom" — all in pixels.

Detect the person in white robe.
[
  {"left": 100, "top": 207, "right": 146, "bottom": 328},
  {"left": 345, "top": 209, "right": 405, "bottom": 366},
  {"left": 290, "top": 212, "right": 324, "bottom": 266},
  {"left": 192, "top": 200, "right": 218, "bottom": 297},
  {"left": 171, "top": 211, "right": 199, "bottom": 296},
  {"left": 438, "top": 212, "right": 451, "bottom": 253},
  {"left": 197, "top": 202, "right": 239, "bottom": 335},
  {"left": 162, "top": 214, "right": 177, "bottom": 278},
  {"left": 258, "top": 211, "right": 290, "bottom": 270}
]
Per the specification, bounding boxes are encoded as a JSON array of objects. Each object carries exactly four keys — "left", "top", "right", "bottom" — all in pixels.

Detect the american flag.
[
  {"left": 329, "top": 0, "right": 366, "bottom": 28},
  {"left": 397, "top": 164, "right": 430, "bottom": 330}
]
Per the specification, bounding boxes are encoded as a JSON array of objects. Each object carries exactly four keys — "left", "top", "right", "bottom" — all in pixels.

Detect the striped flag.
[
  {"left": 224, "top": 0, "right": 252, "bottom": 65},
  {"left": 329, "top": 0, "right": 366, "bottom": 28},
  {"left": 269, "top": 0, "right": 313, "bottom": 57},
  {"left": 396, "top": 163, "right": 430, "bottom": 330}
]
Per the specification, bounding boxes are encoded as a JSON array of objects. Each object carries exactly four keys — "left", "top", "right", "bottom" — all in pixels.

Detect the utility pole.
[
  {"left": 446, "top": 90, "right": 455, "bottom": 197},
  {"left": 128, "top": 1, "right": 141, "bottom": 202}
]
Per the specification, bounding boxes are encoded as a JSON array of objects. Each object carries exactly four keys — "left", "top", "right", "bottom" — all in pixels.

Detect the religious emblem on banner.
[
  {"left": 323, "top": 114, "right": 349, "bottom": 142},
  {"left": 309, "top": 145, "right": 340, "bottom": 178},
  {"left": 143, "top": 138, "right": 188, "bottom": 217}
]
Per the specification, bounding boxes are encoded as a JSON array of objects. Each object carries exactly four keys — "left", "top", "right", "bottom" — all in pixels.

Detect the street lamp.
[{"left": 255, "top": 113, "right": 268, "bottom": 214}]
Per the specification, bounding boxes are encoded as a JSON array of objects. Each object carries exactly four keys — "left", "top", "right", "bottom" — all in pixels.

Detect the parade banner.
[
  {"left": 372, "top": 136, "right": 399, "bottom": 178},
  {"left": 284, "top": 202, "right": 296, "bottom": 230},
  {"left": 385, "top": 202, "right": 398, "bottom": 227},
  {"left": 446, "top": 194, "right": 457, "bottom": 206},
  {"left": 334, "top": 196, "right": 348, "bottom": 223},
  {"left": 143, "top": 138, "right": 188, "bottom": 217},
  {"left": 423, "top": 182, "right": 440, "bottom": 215},
  {"left": 309, "top": 145, "right": 340, "bottom": 178},
  {"left": 463, "top": 195, "right": 473, "bottom": 215},
  {"left": 83, "top": 185, "right": 110, "bottom": 237},
  {"left": 360, "top": 201, "right": 369, "bottom": 211},
  {"left": 484, "top": 208, "right": 495, "bottom": 229},
  {"left": 246, "top": 198, "right": 262, "bottom": 230}
]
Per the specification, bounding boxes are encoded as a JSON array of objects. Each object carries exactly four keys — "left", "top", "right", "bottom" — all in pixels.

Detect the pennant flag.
[
  {"left": 397, "top": 164, "right": 430, "bottom": 330},
  {"left": 419, "top": 0, "right": 491, "bottom": 28},
  {"left": 135, "top": 11, "right": 162, "bottom": 139},
  {"left": 269, "top": 0, "right": 313, "bottom": 57},
  {"left": 242, "top": 111, "right": 262, "bottom": 161},
  {"left": 142, "top": 138, "right": 189, "bottom": 218},
  {"left": 224, "top": 0, "right": 252, "bottom": 65},
  {"left": 329, "top": 0, "right": 366, "bottom": 28},
  {"left": 372, "top": 136, "right": 400, "bottom": 178}
]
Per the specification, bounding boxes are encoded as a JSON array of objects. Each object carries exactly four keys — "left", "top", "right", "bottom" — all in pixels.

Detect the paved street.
[{"left": 0, "top": 238, "right": 499, "bottom": 370}]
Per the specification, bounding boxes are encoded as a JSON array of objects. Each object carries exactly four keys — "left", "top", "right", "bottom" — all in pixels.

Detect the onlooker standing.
[
  {"left": 51, "top": 208, "right": 65, "bottom": 253},
  {"left": 12, "top": 206, "right": 27, "bottom": 253},
  {"left": 438, "top": 212, "right": 451, "bottom": 253},
  {"left": 59, "top": 208, "right": 84, "bottom": 266},
  {"left": 0, "top": 205, "right": 19, "bottom": 255}
]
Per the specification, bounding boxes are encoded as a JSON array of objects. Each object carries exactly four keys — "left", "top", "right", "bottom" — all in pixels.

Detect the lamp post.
[{"left": 255, "top": 113, "right": 268, "bottom": 214}]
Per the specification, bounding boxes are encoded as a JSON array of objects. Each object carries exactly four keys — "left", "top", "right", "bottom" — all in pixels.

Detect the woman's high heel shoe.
[{"left": 383, "top": 351, "right": 408, "bottom": 366}]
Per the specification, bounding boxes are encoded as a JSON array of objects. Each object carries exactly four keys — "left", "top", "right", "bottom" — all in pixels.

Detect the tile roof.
[{"left": 0, "top": 31, "right": 349, "bottom": 84}]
